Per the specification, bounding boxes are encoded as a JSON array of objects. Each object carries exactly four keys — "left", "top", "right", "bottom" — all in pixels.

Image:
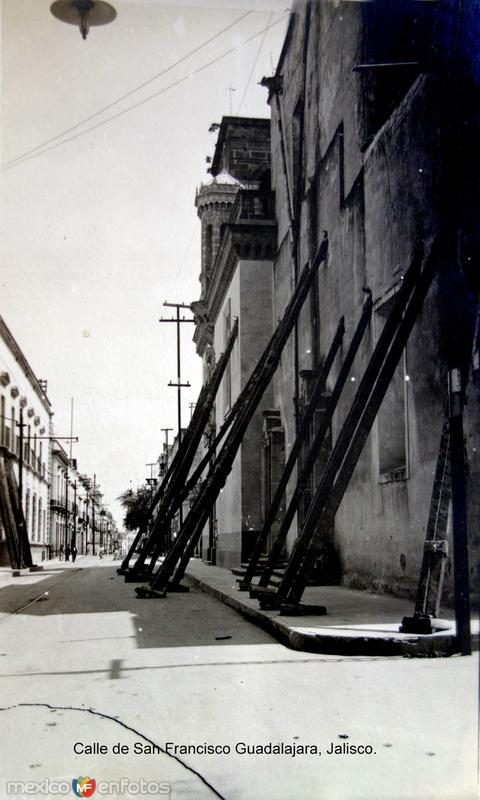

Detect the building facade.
[
  {"left": 192, "top": 117, "right": 278, "bottom": 568},
  {"left": 188, "top": 2, "right": 479, "bottom": 602},
  {"left": 0, "top": 316, "right": 52, "bottom": 564},
  {"left": 0, "top": 315, "right": 118, "bottom": 566},
  {"left": 264, "top": 0, "right": 479, "bottom": 597}
]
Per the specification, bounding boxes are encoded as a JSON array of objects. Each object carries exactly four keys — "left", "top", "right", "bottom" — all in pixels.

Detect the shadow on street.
[{"left": 0, "top": 564, "right": 276, "bottom": 650}]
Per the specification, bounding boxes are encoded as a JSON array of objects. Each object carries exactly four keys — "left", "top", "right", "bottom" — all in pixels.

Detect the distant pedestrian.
[
  {"left": 71, "top": 545, "right": 77, "bottom": 563},
  {"left": 65, "top": 545, "right": 71, "bottom": 562},
  {"left": 59, "top": 544, "right": 64, "bottom": 561}
]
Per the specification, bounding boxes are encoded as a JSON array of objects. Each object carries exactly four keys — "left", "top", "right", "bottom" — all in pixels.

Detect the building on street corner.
[
  {"left": 0, "top": 314, "right": 118, "bottom": 566},
  {"left": 192, "top": 117, "right": 278, "bottom": 568},
  {"left": 0, "top": 316, "right": 52, "bottom": 564},
  {"left": 190, "top": 1, "right": 479, "bottom": 604}
]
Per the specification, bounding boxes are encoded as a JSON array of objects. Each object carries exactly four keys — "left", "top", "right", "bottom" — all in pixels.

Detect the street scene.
[
  {"left": 1, "top": 1, "right": 479, "bottom": 799},
  {"left": 0, "top": 558, "right": 477, "bottom": 799}
]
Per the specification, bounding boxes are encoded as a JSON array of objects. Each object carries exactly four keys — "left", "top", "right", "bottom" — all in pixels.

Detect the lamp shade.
[{"left": 50, "top": 0, "right": 117, "bottom": 39}]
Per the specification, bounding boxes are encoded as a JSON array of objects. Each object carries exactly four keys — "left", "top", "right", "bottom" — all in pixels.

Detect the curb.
[
  {"left": 185, "top": 572, "right": 476, "bottom": 658},
  {"left": 185, "top": 572, "right": 292, "bottom": 648}
]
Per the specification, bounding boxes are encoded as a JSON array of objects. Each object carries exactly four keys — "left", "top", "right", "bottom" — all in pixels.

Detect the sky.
[{"left": 0, "top": 0, "right": 288, "bottom": 526}]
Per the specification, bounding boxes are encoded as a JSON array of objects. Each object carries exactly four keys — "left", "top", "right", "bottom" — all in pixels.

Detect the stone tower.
[{"left": 195, "top": 172, "right": 242, "bottom": 301}]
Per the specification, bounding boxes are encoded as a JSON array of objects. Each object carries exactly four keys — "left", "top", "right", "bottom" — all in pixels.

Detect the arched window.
[{"left": 205, "top": 224, "right": 213, "bottom": 272}]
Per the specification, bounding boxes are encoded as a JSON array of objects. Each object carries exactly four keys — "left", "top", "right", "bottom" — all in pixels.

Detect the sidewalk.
[{"left": 185, "top": 558, "right": 479, "bottom": 658}]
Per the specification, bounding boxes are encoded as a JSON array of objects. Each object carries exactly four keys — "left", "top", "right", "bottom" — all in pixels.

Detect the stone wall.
[
  {"left": 269, "top": 1, "right": 479, "bottom": 599},
  {"left": 212, "top": 260, "right": 273, "bottom": 568}
]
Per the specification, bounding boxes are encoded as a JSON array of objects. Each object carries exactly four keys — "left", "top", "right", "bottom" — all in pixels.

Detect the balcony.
[
  {"left": 230, "top": 188, "right": 275, "bottom": 224},
  {"left": 50, "top": 496, "right": 66, "bottom": 512}
]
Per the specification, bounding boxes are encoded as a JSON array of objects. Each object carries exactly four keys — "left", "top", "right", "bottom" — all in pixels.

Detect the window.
[
  {"left": 223, "top": 299, "right": 232, "bottom": 412},
  {"left": 375, "top": 291, "right": 409, "bottom": 480},
  {"left": 32, "top": 494, "right": 37, "bottom": 541},
  {"left": 11, "top": 407, "right": 16, "bottom": 454},
  {"left": 2, "top": 398, "right": 11, "bottom": 450},
  {"left": 25, "top": 489, "right": 30, "bottom": 533},
  {"left": 205, "top": 224, "right": 213, "bottom": 273},
  {"left": 38, "top": 498, "right": 42, "bottom": 542},
  {"left": 360, "top": 0, "right": 430, "bottom": 147}
]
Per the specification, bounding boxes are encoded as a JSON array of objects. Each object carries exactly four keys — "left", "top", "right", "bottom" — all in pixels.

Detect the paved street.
[{"left": 0, "top": 558, "right": 477, "bottom": 800}]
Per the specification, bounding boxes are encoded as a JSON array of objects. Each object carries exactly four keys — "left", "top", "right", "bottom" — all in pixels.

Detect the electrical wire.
[
  {"left": 3, "top": 11, "right": 252, "bottom": 169},
  {"left": 2, "top": 15, "right": 287, "bottom": 173},
  {"left": 172, "top": 228, "right": 197, "bottom": 289},
  {"left": 237, "top": 12, "right": 273, "bottom": 113}
]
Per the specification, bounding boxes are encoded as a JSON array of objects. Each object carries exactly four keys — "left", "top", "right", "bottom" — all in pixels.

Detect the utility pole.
[
  {"left": 72, "top": 481, "right": 77, "bottom": 552},
  {"left": 146, "top": 462, "right": 157, "bottom": 480},
  {"left": 161, "top": 428, "right": 173, "bottom": 470},
  {"left": 18, "top": 409, "right": 25, "bottom": 564},
  {"left": 159, "top": 302, "right": 195, "bottom": 450},
  {"left": 84, "top": 492, "right": 90, "bottom": 555},
  {"left": 92, "top": 474, "right": 96, "bottom": 556},
  {"left": 64, "top": 468, "right": 69, "bottom": 556},
  {"left": 160, "top": 302, "right": 195, "bottom": 530},
  {"left": 145, "top": 462, "right": 157, "bottom": 502},
  {"left": 13, "top": 416, "right": 78, "bottom": 556},
  {"left": 69, "top": 397, "right": 74, "bottom": 460},
  {"left": 15, "top": 415, "right": 77, "bottom": 556}
]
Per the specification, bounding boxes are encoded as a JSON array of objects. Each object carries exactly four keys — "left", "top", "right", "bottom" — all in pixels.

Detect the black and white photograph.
[{"left": 0, "top": 1, "right": 479, "bottom": 798}]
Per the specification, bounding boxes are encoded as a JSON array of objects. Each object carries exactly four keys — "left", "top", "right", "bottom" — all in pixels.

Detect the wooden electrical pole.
[{"left": 159, "top": 302, "right": 195, "bottom": 527}]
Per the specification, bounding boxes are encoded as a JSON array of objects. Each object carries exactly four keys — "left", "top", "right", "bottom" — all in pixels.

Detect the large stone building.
[
  {"left": 264, "top": 0, "right": 479, "bottom": 597},
  {"left": 192, "top": 117, "right": 277, "bottom": 567},
  {"left": 191, "top": 2, "right": 479, "bottom": 601},
  {"left": 0, "top": 316, "right": 52, "bottom": 563}
]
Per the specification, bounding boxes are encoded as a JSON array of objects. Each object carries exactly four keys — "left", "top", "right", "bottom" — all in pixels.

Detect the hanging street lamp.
[{"left": 50, "top": 0, "right": 116, "bottom": 41}]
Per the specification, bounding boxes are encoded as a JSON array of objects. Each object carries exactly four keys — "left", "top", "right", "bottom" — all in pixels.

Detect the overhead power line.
[
  {"left": 3, "top": 11, "right": 252, "bottom": 170},
  {"left": 237, "top": 12, "right": 273, "bottom": 114},
  {"left": 3, "top": 13, "right": 286, "bottom": 174}
]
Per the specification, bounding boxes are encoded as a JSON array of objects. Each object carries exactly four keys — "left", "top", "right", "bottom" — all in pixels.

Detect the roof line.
[{"left": 0, "top": 316, "right": 52, "bottom": 415}]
